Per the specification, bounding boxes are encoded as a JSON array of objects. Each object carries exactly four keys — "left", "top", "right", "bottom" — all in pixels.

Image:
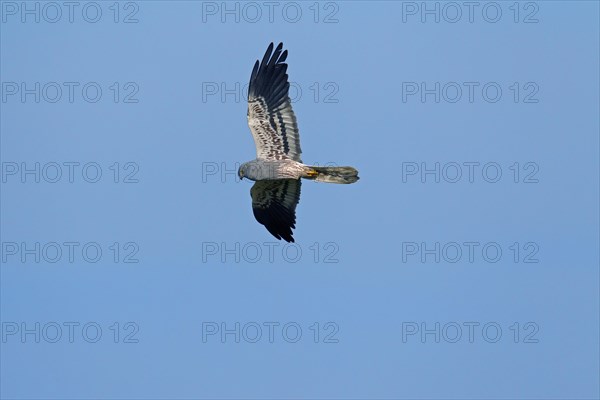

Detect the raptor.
[{"left": 239, "top": 42, "right": 359, "bottom": 242}]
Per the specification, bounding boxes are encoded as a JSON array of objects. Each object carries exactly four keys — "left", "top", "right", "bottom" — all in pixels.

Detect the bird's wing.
[
  {"left": 251, "top": 179, "right": 301, "bottom": 242},
  {"left": 247, "top": 42, "right": 302, "bottom": 162}
]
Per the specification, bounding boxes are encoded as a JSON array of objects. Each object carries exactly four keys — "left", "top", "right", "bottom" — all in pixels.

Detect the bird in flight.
[{"left": 238, "top": 42, "right": 359, "bottom": 243}]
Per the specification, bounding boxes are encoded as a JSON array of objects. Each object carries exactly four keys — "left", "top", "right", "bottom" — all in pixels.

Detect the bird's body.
[
  {"left": 239, "top": 159, "right": 309, "bottom": 181},
  {"left": 239, "top": 42, "right": 359, "bottom": 242}
]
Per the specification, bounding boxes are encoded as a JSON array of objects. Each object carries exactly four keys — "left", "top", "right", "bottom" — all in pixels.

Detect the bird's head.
[{"left": 238, "top": 164, "right": 246, "bottom": 180}]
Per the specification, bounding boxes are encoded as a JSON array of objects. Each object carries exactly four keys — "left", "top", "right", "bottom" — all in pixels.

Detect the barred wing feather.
[{"left": 247, "top": 42, "right": 302, "bottom": 162}]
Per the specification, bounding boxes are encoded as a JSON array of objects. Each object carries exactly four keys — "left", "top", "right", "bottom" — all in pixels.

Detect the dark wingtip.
[
  {"left": 248, "top": 41, "right": 291, "bottom": 106},
  {"left": 280, "top": 233, "right": 294, "bottom": 243},
  {"left": 279, "top": 49, "right": 288, "bottom": 63}
]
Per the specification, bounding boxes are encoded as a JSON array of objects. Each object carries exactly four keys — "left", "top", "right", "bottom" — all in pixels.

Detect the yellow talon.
[{"left": 307, "top": 169, "right": 319, "bottom": 177}]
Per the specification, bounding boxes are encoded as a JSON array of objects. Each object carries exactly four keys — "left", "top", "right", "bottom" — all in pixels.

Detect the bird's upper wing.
[
  {"left": 251, "top": 179, "right": 301, "bottom": 243},
  {"left": 247, "top": 42, "right": 302, "bottom": 162}
]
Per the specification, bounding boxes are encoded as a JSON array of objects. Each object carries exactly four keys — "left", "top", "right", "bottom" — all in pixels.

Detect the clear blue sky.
[{"left": 1, "top": 1, "right": 599, "bottom": 399}]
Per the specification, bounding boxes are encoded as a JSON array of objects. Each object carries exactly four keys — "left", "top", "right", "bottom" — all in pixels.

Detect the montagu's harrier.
[{"left": 239, "top": 42, "right": 359, "bottom": 243}]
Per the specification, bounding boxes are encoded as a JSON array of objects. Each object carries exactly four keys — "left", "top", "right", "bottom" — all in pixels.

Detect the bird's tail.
[{"left": 303, "top": 165, "right": 359, "bottom": 184}]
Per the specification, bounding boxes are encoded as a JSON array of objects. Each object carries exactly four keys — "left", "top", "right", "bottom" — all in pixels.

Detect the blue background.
[{"left": 1, "top": 1, "right": 599, "bottom": 399}]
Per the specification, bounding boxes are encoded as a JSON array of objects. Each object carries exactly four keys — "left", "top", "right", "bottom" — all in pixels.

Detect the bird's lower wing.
[{"left": 250, "top": 179, "right": 301, "bottom": 242}]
